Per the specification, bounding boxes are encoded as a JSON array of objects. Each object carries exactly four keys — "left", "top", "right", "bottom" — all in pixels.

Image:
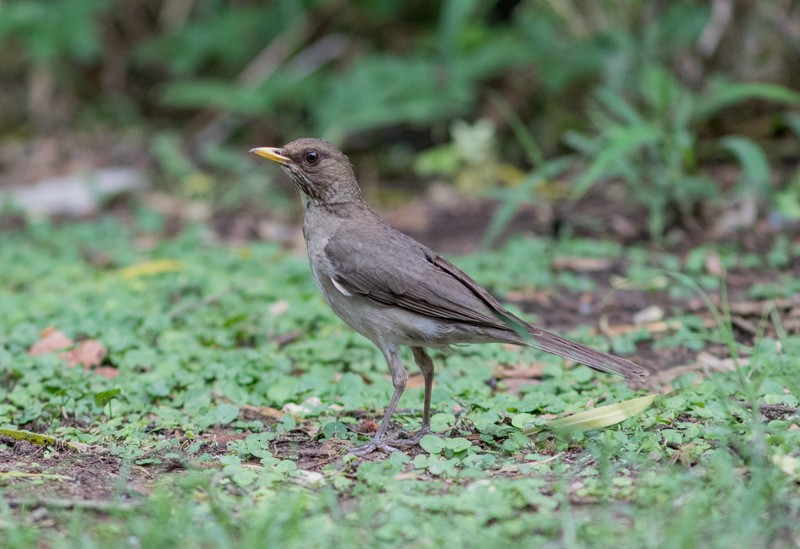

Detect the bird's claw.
[
  {"left": 349, "top": 439, "right": 400, "bottom": 456},
  {"left": 350, "top": 427, "right": 431, "bottom": 455}
]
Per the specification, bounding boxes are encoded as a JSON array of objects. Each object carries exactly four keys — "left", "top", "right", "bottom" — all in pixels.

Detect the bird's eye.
[{"left": 305, "top": 150, "right": 319, "bottom": 164}]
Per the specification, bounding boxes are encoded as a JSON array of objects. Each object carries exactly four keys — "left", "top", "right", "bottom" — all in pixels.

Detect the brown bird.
[{"left": 251, "top": 138, "right": 648, "bottom": 455}]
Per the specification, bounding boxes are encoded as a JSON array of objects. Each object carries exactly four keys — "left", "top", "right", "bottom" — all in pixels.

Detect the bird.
[{"left": 251, "top": 138, "right": 648, "bottom": 455}]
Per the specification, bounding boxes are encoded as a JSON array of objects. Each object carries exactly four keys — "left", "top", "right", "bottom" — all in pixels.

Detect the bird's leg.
[
  {"left": 385, "top": 347, "right": 434, "bottom": 447},
  {"left": 350, "top": 347, "right": 407, "bottom": 456}
]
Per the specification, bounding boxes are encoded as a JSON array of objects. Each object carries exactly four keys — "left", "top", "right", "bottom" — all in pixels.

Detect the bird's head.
[{"left": 250, "top": 138, "right": 361, "bottom": 207}]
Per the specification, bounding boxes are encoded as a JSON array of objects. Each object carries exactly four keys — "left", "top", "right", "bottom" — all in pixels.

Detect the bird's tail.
[{"left": 495, "top": 312, "right": 649, "bottom": 382}]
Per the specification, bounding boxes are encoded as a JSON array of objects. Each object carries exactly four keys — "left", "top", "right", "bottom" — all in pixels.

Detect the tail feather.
[
  {"left": 526, "top": 326, "right": 648, "bottom": 382},
  {"left": 493, "top": 310, "right": 648, "bottom": 382}
]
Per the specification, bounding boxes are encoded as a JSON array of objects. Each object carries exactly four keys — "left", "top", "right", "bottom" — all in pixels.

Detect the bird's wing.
[
  {"left": 324, "top": 222, "right": 512, "bottom": 331},
  {"left": 324, "top": 215, "right": 648, "bottom": 382}
]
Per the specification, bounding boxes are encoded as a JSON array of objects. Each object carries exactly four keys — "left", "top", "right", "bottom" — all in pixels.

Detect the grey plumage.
[{"left": 251, "top": 138, "right": 648, "bottom": 455}]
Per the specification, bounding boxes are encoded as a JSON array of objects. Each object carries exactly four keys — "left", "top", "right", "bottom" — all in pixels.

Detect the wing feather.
[{"left": 325, "top": 229, "right": 509, "bottom": 330}]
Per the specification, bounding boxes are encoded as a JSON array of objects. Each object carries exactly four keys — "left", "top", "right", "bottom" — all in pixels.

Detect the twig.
[
  {"left": 272, "top": 330, "right": 304, "bottom": 349},
  {"left": 169, "top": 291, "right": 226, "bottom": 319},
  {"left": 6, "top": 497, "right": 139, "bottom": 512},
  {"left": 0, "top": 428, "right": 87, "bottom": 452},
  {"left": 736, "top": 401, "right": 799, "bottom": 416},
  {"left": 698, "top": 0, "right": 733, "bottom": 57},
  {"left": 729, "top": 315, "right": 760, "bottom": 335}
]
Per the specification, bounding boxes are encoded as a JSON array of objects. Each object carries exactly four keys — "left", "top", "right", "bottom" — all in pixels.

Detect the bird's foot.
[
  {"left": 384, "top": 427, "right": 431, "bottom": 447},
  {"left": 349, "top": 438, "right": 399, "bottom": 456},
  {"left": 349, "top": 426, "right": 432, "bottom": 455}
]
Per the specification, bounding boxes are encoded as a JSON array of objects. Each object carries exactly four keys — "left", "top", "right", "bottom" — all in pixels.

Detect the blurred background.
[{"left": 1, "top": 0, "right": 799, "bottom": 248}]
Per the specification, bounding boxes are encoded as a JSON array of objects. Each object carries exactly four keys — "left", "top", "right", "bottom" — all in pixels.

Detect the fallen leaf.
[
  {"left": 239, "top": 404, "right": 285, "bottom": 421},
  {"left": 647, "top": 364, "right": 705, "bottom": 388},
  {"left": 29, "top": 329, "right": 73, "bottom": 356},
  {"left": 64, "top": 340, "right": 107, "bottom": 368},
  {"left": 198, "top": 432, "right": 247, "bottom": 445},
  {"left": 526, "top": 394, "right": 658, "bottom": 434},
  {"left": 357, "top": 420, "right": 378, "bottom": 434},
  {"left": 633, "top": 305, "right": 664, "bottom": 325},
  {"left": 705, "top": 251, "right": 723, "bottom": 276},
  {"left": 771, "top": 454, "right": 800, "bottom": 479},
  {"left": 730, "top": 316, "right": 759, "bottom": 334},
  {"left": 93, "top": 366, "right": 121, "bottom": 379},
  {"left": 646, "top": 353, "right": 747, "bottom": 388},
  {"left": 119, "top": 259, "right": 183, "bottom": 279},
  {"left": 294, "top": 470, "right": 324, "bottom": 487},
  {"left": 269, "top": 300, "right": 290, "bottom": 316},
  {"left": 282, "top": 397, "right": 322, "bottom": 415},
  {"left": 501, "top": 377, "right": 540, "bottom": 397},
  {"left": 493, "top": 363, "right": 547, "bottom": 379},
  {"left": 406, "top": 373, "right": 426, "bottom": 388},
  {"left": 505, "top": 290, "right": 552, "bottom": 305},
  {"left": 599, "top": 320, "right": 682, "bottom": 337},
  {"left": 553, "top": 256, "right": 614, "bottom": 271},
  {"left": 696, "top": 352, "right": 747, "bottom": 372}
]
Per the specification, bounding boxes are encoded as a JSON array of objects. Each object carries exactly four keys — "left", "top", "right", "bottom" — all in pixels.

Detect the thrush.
[{"left": 251, "top": 138, "right": 648, "bottom": 455}]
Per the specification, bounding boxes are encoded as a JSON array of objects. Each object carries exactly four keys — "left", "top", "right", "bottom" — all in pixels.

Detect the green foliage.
[
  {"left": 565, "top": 67, "right": 798, "bottom": 239},
  {"left": 2, "top": 0, "right": 798, "bottom": 239},
  {"left": 1, "top": 216, "right": 800, "bottom": 546},
  {"left": 0, "top": 0, "right": 109, "bottom": 63}
]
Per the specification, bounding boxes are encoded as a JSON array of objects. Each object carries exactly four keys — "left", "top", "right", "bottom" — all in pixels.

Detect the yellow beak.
[{"left": 249, "top": 147, "right": 290, "bottom": 165}]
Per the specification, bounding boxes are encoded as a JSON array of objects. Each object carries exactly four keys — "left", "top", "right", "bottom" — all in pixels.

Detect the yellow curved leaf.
[
  {"left": 119, "top": 259, "right": 183, "bottom": 279},
  {"left": 526, "top": 394, "right": 658, "bottom": 435}
]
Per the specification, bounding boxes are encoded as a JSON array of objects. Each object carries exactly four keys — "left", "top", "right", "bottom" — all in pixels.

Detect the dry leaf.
[
  {"left": 239, "top": 404, "right": 285, "bottom": 421},
  {"left": 696, "top": 351, "right": 747, "bottom": 372},
  {"left": 633, "top": 305, "right": 664, "bottom": 325},
  {"left": 705, "top": 251, "right": 723, "bottom": 276},
  {"left": 600, "top": 320, "right": 682, "bottom": 337},
  {"left": 406, "top": 373, "right": 426, "bottom": 389},
  {"left": 29, "top": 328, "right": 73, "bottom": 356},
  {"left": 492, "top": 363, "right": 547, "bottom": 379},
  {"left": 199, "top": 432, "right": 248, "bottom": 445},
  {"left": 357, "top": 420, "right": 379, "bottom": 434},
  {"left": 501, "top": 377, "right": 541, "bottom": 397},
  {"left": 119, "top": 259, "right": 183, "bottom": 279},
  {"left": 505, "top": 290, "right": 552, "bottom": 305},
  {"left": 530, "top": 394, "right": 658, "bottom": 433},
  {"left": 269, "top": 300, "right": 290, "bottom": 316},
  {"left": 730, "top": 316, "right": 759, "bottom": 334},
  {"left": 282, "top": 396, "right": 321, "bottom": 415},
  {"left": 647, "top": 364, "right": 705, "bottom": 388},
  {"left": 93, "top": 366, "right": 121, "bottom": 379},
  {"left": 64, "top": 340, "right": 107, "bottom": 368},
  {"left": 648, "top": 352, "right": 749, "bottom": 389},
  {"left": 553, "top": 256, "right": 613, "bottom": 271},
  {"left": 294, "top": 470, "right": 324, "bottom": 487},
  {"left": 771, "top": 454, "right": 800, "bottom": 479}
]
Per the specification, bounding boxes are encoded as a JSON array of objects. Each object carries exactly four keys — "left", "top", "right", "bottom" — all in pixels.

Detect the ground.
[{"left": 0, "top": 190, "right": 799, "bottom": 547}]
